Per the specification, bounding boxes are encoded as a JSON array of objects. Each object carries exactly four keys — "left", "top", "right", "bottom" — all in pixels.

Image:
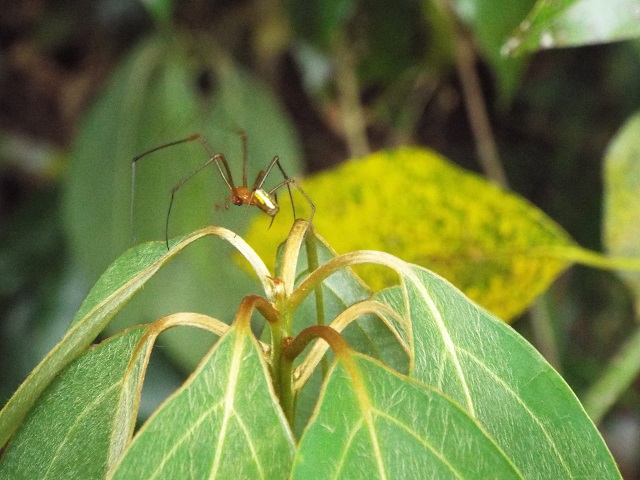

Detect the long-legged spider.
[{"left": 130, "top": 132, "right": 315, "bottom": 249}]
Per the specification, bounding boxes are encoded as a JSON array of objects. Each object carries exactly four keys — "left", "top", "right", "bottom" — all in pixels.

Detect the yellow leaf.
[{"left": 245, "top": 147, "right": 576, "bottom": 321}]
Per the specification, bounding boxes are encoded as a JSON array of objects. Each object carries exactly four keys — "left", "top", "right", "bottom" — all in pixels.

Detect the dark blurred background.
[{"left": 1, "top": 0, "right": 640, "bottom": 476}]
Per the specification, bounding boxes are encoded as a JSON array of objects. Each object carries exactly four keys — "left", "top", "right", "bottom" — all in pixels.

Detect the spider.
[{"left": 130, "top": 132, "right": 315, "bottom": 249}]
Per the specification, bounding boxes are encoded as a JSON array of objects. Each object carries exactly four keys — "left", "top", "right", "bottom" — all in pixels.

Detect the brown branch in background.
[
  {"left": 334, "top": 33, "right": 371, "bottom": 158},
  {"left": 452, "top": 27, "right": 508, "bottom": 188}
]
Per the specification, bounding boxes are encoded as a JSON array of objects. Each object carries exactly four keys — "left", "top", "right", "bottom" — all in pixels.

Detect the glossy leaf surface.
[
  {"left": 293, "top": 353, "right": 520, "bottom": 479},
  {"left": 0, "top": 327, "right": 153, "bottom": 479},
  {"left": 374, "top": 263, "right": 620, "bottom": 478},
  {"left": 111, "top": 323, "right": 295, "bottom": 479},
  {"left": 282, "top": 229, "right": 408, "bottom": 370},
  {"left": 0, "top": 226, "right": 267, "bottom": 449},
  {"left": 0, "top": 241, "right": 170, "bottom": 447},
  {"left": 0, "top": 223, "right": 621, "bottom": 478},
  {"left": 280, "top": 229, "right": 409, "bottom": 436}
]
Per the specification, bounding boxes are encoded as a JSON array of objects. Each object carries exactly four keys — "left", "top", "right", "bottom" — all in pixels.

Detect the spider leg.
[
  {"left": 268, "top": 175, "right": 315, "bottom": 223},
  {"left": 255, "top": 156, "right": 298, "bottom": 219},
  {"left": 237, "top": 129, "right": 248, "bottom": 188},
  {"left": 274, "top": 159, "right": 297, "bottom": 219},
  {"left": 130, "top": 134, "right": 237, "bottom": 249},
  {"left": 164, "top": 153, "right": 234, "bottom": 248},
  {"left": 268, "top": 191, "right": 278, "bottom": 229}
]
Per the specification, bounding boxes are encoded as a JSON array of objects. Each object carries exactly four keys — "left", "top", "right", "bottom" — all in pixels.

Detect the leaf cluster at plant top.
[{"left": 0, "top": 221, "right": 622, "bottom": 478}]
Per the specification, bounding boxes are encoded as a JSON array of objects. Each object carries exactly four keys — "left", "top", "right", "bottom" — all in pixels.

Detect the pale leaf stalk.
[
  {"left": 277, "top": 220, "right": 310, "bottom": 296},
  {"left": 304, "top": 226, "right": 329, "bottom": 377},
  {"left": 293, "top": 300, "right": 409, "bottom": 391}
]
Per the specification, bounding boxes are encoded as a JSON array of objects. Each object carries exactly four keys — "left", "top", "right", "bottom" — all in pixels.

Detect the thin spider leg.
[
  {"left": 254, "top": 155, "right": 280, "bottom": 189},
  {"left": 268, "top": 177, "right": 316, "bottom": 223},
  {"left": 131, "top": 135, "right": 235, "bottom": 208},
  {"left": 237, "top": 129, "right": 248, "bottom": 187},
  {"left": 253, "top": 156, "right": 297, "bottom": 218},
  {"left": 274, "top": 159, "right": 296, "bottom": 219},
  {"left": 185, "top": 135, "right": 236, "bottom": 190},
  {"left": 268, "top": 191, "right": 278, "bottom": 229},
  {"left": 129, "top": 134, "right": 236, "bottom": 245},
  {"left": 163, "top": 153, "right": 229, "bottom": 249}
]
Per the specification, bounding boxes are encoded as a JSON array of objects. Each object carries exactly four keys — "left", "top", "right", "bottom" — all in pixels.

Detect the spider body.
[
  {"left": 130, "top": 133, "right": 313, "bottom": 248},
  {"left": 233, "top": 186, "right": 279, "bottom": 216}
]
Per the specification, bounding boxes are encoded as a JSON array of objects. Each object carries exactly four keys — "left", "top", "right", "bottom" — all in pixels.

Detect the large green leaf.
[
  {"left": 245, "top": 147, "right": 577, "bottom": 321},
  {"left": 0, "top": 223, "right": 621, "bottom": 477},
  {"left": 283, "top": 239, "right": 618, "bottom": 476},
  {"left": 63, "top": 32, "right": 301, "bottom": 369},
  {"left": 0, "top": 241, "right": 168, "bottom": 448},
  {"left": 503, "top": 0, "right": 640, "bottom": 55},
  {"left": 0, "top": 326, "right": 153, "bottom": 479},
  {"left": 110, "top": 322, "right": 295, "bottom": 479},
  {"left": 580, "top": 112, "right": 640, "bottom": 423},
  {"left": 293, "top": 352, "right": 520, "bottom": 478},
  {"left": 0, "top": 226, "right": 269, "bottom": 449},
  {"left": 375, "top": 264, "right": 620, "bottom": 478},
  {"left": 603, "top": 112, "right": 640, "bottom": 308}
]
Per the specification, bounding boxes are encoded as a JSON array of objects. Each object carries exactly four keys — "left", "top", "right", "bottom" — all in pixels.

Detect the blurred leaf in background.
[
  {"left": 453, "top": 0, "right": 536, "bottom": 104},
  {"left": 504, "top": 0, "right": 640, "bottom": 56},
  {"left": 603, "top": 112, "right": 640, "bottom": 312}
]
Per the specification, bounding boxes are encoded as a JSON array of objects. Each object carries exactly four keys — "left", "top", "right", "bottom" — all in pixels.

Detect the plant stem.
[
  {"left": 269, "top": 282, "right": 298, "bottom": 425},
  {"left": 535, "top": 245, "right": 640, "bottom": 272},
  {"left": 582, "top": 324, "right": 640, "bottom": 424},
  {"left": 334, "top": 32, "right": 370, "bottom": 157},
  {"left": 277, "top": 337, "right": 296, "bottom": 425},
  {"left": 305, "top": 231, "right": 329, "bottom": 378},
  {"left": 451, "top": 18, "right": 508, "bottom": 187}
]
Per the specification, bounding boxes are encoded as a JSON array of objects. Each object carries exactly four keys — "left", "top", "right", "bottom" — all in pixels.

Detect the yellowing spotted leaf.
[{"left": 246, "top": 147, "right": 577, "bottom": 321}]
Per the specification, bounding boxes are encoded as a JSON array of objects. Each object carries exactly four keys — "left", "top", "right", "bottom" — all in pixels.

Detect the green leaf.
[
  {"left": 110, "top": 322, "right": 295, "bottom": 479},
  {"left": 377, "top": 264, "right": 621, "bottom": 478},
  {"left": 293, "top": 352, "right": 521, "bottom": 478},
  {"left": 284, "top": 243, "right": 618, "bottom": 475},
  {"left": 0, "top": 227, "right": 268, "bottom": 449},
  {"left": 603, "top": 112, "right": 640, "bottom": 309},
  {"left": 580, "top": 113, "right": 640, "bottom": 423},
  {"left": 281, "top": 229, "right": 409, "bottom": 370},
  {"left": 63, "top": 32, "right": 301, "bottom": 369},
  {"left": 0, "top": 241, "right": 168, "bottom": 448},
  {"left": 0, "top": 326, "right": 153, "bottom": 479},
  {"left": 245, "top": 147, "right": 577, "bottom": 321},
  {"left": 503, "top": 0, "right": 640, "bottom": 56}
]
